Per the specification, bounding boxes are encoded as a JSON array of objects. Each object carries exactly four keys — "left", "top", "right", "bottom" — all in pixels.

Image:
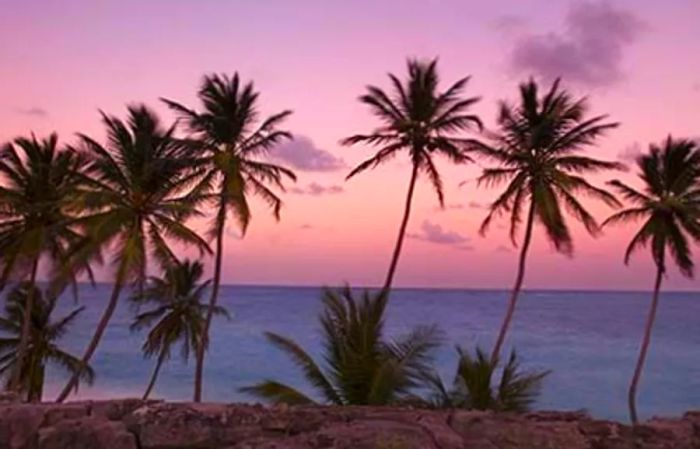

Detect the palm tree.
[
  {"left": 162, "top": 73, "right": 296, "bottom": 402},
  {"left": 240, "top": 286, "right": 442, "bottom": 405},
  {"left": 603, "top": 137, "right": 700, "bottom": 424},
  {"left": 0, "top": 134, "right": 90, "bottom": 393},
  {"left": 342, "top": 59, "right": 481, "bottom": 291},
  {"left": 55, "top": 105, "right": 210, "bottom": 402},
  {"left": 130, "top": 259, "right": 228, "bottom": 400},
  {"left": 0, "top": 283, "right": 94, "bottom": 402},
  {"left": 472, "top": 78, "right": 622, "bottom": 364},
  {"left": 422, "top": 346, "right": 549, "bottom": 412}
]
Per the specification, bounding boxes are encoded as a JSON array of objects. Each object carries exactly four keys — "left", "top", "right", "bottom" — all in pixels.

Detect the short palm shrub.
[{"left": 241, "top": 286, "right": 443, "bottom": 405}]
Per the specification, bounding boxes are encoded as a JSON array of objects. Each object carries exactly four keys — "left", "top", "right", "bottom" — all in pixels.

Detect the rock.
[
  {"left": 38, "top": 418, "right": 135, "bottom": 449},
  {"left": 44, "top": 403, "right": 89, "bottom": 425},
  {"left": 0, "top": 404, "right": 46, "bottom": 449},
  {"left": 0, "top": 401, "right": 698, "bottom": 449},
  {"left": 89, "top": 398, "right": 154, "bottom": 421},
  {"left": 0, "top": 391, "right": 20, "bottom": 404}
]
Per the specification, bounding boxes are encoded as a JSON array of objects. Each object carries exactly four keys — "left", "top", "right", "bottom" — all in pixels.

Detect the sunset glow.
[{"left": 2, "top": 0, "right": 699, "bottom": 290}]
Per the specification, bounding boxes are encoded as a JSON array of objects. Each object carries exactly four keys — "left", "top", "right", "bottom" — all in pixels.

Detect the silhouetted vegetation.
[
  {"left": 54, "top": 105, "right": 211, "bottom": 403},
  {"left": 130, "top": 260, "right": 229, "bottom": 400},
  {"left": 241, "top": 287, "right": 442, "bottom": 405},
  {"left": 604, "top": 137, "right": 700, "bottom": 424},
  {"left": 342, "top": 59, "right": 481, "bottom": 291},
  {"left": 162, "top": 74, "right": 296, "bottom": 402},
  {"left": 421, "top": 347, "right": 549, "bottom": 412},
  {"left": 470, "top": 78, "right": 622, "bottom": 364},
  {"left": 0, "top": 283, "right": 93, "bottom": 402}
]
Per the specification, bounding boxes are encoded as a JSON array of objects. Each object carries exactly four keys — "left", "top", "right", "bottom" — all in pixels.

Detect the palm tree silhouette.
[
  {"left": 131, "top": 260, "right": 228, "bottom": 400},
  {"left": 0, "top": 283, "right": 94, "bottom": 402},
  {"left": 472, "top": 78, "right": 622, "bottom": 364},
  {"left": 163, "top": 73, "right": 296, "bottom": 401},
  {"left": 0, "top": 134, "right": 90, "bottom": 392},
  {"left": 240, "top": 287, "right": 442, "bottom": 405},
  {"left": 342, "top": 59, "right": 481, "bottom": 291},
  {"left": 604, "top": 137, "right": 700, "bottom": 424},
  {"left": 55, "top": 105, "right": 210, "bottom": 402}
]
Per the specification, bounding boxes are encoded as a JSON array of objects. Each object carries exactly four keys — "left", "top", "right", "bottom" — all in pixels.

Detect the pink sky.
[{"left": 2, "top": 0, "right": 699, "bottom": 290}]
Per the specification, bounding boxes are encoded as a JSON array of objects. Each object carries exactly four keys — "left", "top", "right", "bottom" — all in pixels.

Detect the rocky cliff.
[{"left": 0, "top": 399, "right": 698, "bottom": 448}]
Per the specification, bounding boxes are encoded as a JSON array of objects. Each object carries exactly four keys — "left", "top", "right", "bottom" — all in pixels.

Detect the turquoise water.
[{"left": 31, "top": 285, "right": 700, "bottom": 421}]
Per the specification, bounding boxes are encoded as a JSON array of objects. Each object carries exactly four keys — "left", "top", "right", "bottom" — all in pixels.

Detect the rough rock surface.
[{"left": 0, "top": 400, "right": 698, "bottom": 448}]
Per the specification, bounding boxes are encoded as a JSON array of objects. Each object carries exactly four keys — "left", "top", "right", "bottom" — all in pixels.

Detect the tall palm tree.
[
  {"left": 342, "top": 59, "right": 481, "bottom": 291},
  {"left": 240, "top": 287, "right": 442, "bottom": 405},
  {"left": 0, "top": 134, "right": 90, "bottom": 392},
  {"left": 603, "top": 137, "right": 700, "bottom": 424},
  {"left": 0, "top": 283, "right": 94, "bottom": 402},
  {"left": 55, "top": 105, "right": 210, "bottom": 402},
  {"left": 472, "top": 78, "right": 622, "bottom": 364},
  {"left": 130, "top": 259, "right": 228, "bottom": 400},
  {"left": 162, "top": 73, "right": 296, "bottom": 402}
]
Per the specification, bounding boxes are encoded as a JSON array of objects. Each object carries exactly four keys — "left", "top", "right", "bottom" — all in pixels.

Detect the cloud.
[
  {"left": 270, "top": 135, "right": 345, "bottom": 172},
  {"left": 290, "top": 182, "right": 344, "bottom": 196},
  {"left": 15, "top": 107, "right": 48, "bottom": 118},
  {"left": 299, "top": 223, "right": 314, "bottom": 230},
  {"left": 510, "top": 1, "right": 645, "bottom": 87},
  {"left": 434, "top": 203, "right": 465, "bottom": 212},
  {"left": 468, "top": 201, "right": 486, "bottom": 209},
  {"left": 224, "top": 226, "right": 243, "bottom": 239},
  {"left": 617, "top": 142, "right": 643, "bottom": 164},
  {"left": 492, "top": 14, "right": 529, "bottom": 35},
  {"left": 408, "top": 220, "right": 472, "bottom": 250},
  {"left": 495, "top": 245, "right": 513, "bottom": 253},
  {"left": 693, "top": 82, "right": 700, "bottom": 92}
]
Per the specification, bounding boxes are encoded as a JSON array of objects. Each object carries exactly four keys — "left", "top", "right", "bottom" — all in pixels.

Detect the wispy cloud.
[
  {"left": 495, "top": 244, "right": 512, "bottom": 253},
  {"left": 290, "top": 182, "right": 344, "bottom": 196},
  {"left": 15, "top": 107, "right": 48, "bottom": 118},
  {"left": 408, "top": 220, "right": 472, "bottom": 250},
  {"left": 468, "top": 201, "right": 486, "bottom": 209},
  {"left": 492, "top": 13, "right": 529, "bottom": 35},
  {"left": 510, "top": 1, "right": 645, "bottom": 87},
  {"left": 434, "top": 203, "right": 465, "bottom": 212},
  {"left": 270, "top": 135, "right": 345, "bottom": 172}
]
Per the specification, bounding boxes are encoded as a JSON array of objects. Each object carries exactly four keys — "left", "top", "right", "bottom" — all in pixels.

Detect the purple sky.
[{"left": 2, "top": 0, "right": 699, "bottom": 289}]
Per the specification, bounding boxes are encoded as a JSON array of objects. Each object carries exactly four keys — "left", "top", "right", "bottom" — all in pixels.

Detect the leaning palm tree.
[
  {"left": 604, "top": 137, "right": 700, "bottom": 424},
  {"left": 240, "top": 286, "right": 442, "bottom": 405},
  {"left": 472, "top": 78, "right": 622, "bottom": 364},
  {"left": 422, "top": 346, "right": 549, "bottom": 412},
  {"left": 55, "top": 105, "right": 210, "bottom": 402},
  {"left": 130, "top": 259, "right": 228, "bottom": 400},
  {"left": 0, "top": 134, "right": 90, "bottom": 392},
  {"left": 0, "top": 283, "right": 94, "bottom": 402},
  {"left": 162, "top": 73, "right": 296, "bottom": 401},
  {"left": 342, "top": 59, "right": 481, "bottom": 291}
]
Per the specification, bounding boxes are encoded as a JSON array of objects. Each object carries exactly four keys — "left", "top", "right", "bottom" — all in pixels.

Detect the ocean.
[{"left": 35, "top": 285, "right": 700, "bottom": 421}]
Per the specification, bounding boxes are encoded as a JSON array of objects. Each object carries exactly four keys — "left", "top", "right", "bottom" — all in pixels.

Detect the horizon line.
[{"left": 51, "top": 280, "right": 700, "bottom": 295}]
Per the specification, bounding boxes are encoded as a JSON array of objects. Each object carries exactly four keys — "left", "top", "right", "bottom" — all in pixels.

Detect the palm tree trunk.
[
  {"left": 9, "top": 257, "right": 40, "bottom": 394},
  {"left": 490, "top": 202, "right": 536, "bottom": 365},
  {"left": 382, "top": 163, "right": 419, "bottom": 292},
  {"left": 194, "top": 203, "right": 226, "bottom": 402},
  {"left": 29, "top": 362, "right": 44, "bottom": 403},
  {"left": 55, "top": 273, "right": 125, "bottom": 403},
  {"left": 143, "top": 350, "right": 167, "bottom": 400},
  {"left": 628, "top": 264, "right": 664, "bottom": 425}
]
